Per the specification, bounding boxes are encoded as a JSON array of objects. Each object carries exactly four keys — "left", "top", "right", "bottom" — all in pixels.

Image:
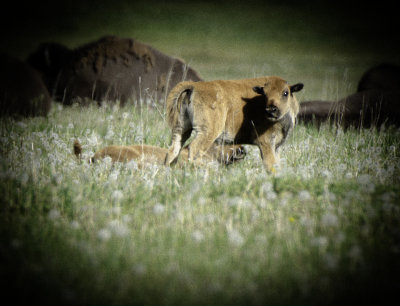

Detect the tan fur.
[
  {"left": 73, "top": 140, "right": 246, "bottom": 167},
  {"left": 164, "top": 76, "right": 303, "bottom": 172}
]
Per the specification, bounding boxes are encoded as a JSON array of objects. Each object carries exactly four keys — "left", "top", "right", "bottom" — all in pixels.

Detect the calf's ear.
[
  {"left": 253, "top": 86, "right": 265, "bottom": 95},
  {"left": 290, "top": 83, "right": 304, "bottom": 93}
]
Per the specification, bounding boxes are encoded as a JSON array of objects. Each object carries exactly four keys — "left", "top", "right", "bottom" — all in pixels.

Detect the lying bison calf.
[
  {"left": 73, "top": 140, "right": 246, "bottom": 166},
  {"left": 164, "top": 76, "right": 303, "bottom": 172}
]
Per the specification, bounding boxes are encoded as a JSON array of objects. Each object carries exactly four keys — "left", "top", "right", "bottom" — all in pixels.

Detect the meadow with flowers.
[
  {"left": 2, "top": 1, "right": 400, "bottom": 305},
  {"left": 2, "top": 101, "right": 400, "bottom": 304}
]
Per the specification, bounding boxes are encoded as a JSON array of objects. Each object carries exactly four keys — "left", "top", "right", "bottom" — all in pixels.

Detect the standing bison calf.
[{"left": 164, "top": 76, "right": 303, "bottom": 172}]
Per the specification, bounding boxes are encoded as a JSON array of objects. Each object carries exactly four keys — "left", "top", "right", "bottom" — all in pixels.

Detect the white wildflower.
[
  {"left": 298, "top": 190, "right": 312, "bottom": 202},
  {"left": 338, "top": 163, "right": 347, "bottom": 173},
  {"left": 192, "top": 230, "right": 205, "bottom": 243},
  {"left": 323, "top": 253, "right": 339, "bottom": 270},
  {"left": 108, "top": 220, "right": 130, "bottom": 237},
  {"left": 258, "top": 199, "right": 267, "bottom": 208},
  {"left": 383, "top": 202, "right": 397, "bottom": 214},
  {"left": 226, "top": 196, "right": 236, "bottom": 207},
  {"left": 105, "top": 128, "right": 114, "bottom": 140},
  {"left": 260, "top": 182, "right": 277, "bottom": 200},
  {"left": 381, "top": 191, "right": 395, "bottom": 204},
  {"left": 321, "top": 169, "right": 332, "bottom": 179},
  {"left": 87, "top": 133, "right": 100, "bottom": 147},
  {"left": 17, "top": 121, "right": 27, "bottom": 129},
  {"left": 266, "top": 191, "right": 278, "bottom": 201},
  {"left": 134, "top": 134, "right": 143, "bottom": 143},
  {"left": 98, "top": 228, "right": 111, "bottom": 241},
  {"left": 153, "top": 203, "right": 165, "bottom": 215},
  {"left": 254, "top": 234, "right": 268, "bottom": 245},
  {"left": 321, "top": 212, "right": 339, "bottom": 227},
  {"left": 101, "top": 156, "right": 113, "bottom": 168},
  {"left": 19, "top": 173, "right": 29, "bottom": 185},
  {"left": 198, "top": 196, "right": 207, "bottom": 206},
  {"left": 366, "top": 204, "right": 377, "bottom": 219},
  {"left": 111, "top": 206, "right": 122, "bottom": 215},
  {"left": 48, "top": 208, "right": 61, "bottom": 221},
  {"left": 122, "top": 215, "right": 132, "bottom": 223},
  {"left": 357, "top": 174, "right": 375, "bottom": 193},
  {"left": 70, "top": 220, "right": 80, "bottom": 230},
  {"left": 51, "top": 173, "right": 63, "bottom": 186},
  {"left": 67, "top": 123, "right": 74, "bottom": 129},
  {"left": 228, "top": 229, "right": 245, "bottom": 247},
  {"left": 348, "top": 245, "right": 362, "bottom": 260},
  {"left": 312, "top": 236, "right": 328, "bottom": 248},
  {"left": 358, "top": 174, "right": 372, "bottom": 185},
  {"left": 126, "top": 160, "right": 138, "bottom": 170},
  {"left": 108, "top": 170, "right": 119, "bottom": 182},
  {"left": 251, "top": 209, "right": 260, "bottom": 221},
  {"left": 195, "top": 214, "right": 216, "bottom": 224},
  {"left": 111, "top": 190, "right": 123, "bottom": 202},
  {"left": 345, "top": 172, "right": 353, "bottom": 179},
  {"left": 228, "top": 197, "right": 251, "bottom": 208},
  {"left": 132, "top": 263, "right": 146, "bottom": 276},
  {"left": 300, "top": 215, "right": 313, "bottom": 228}
]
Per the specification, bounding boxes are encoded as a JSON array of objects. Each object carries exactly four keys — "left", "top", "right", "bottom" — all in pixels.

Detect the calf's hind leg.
[
  {"left": 165, "top": 127, "right": 192, "bottom": 165},
  {"left": 188, "top": 119, "right": 225, "bottom": 163}
]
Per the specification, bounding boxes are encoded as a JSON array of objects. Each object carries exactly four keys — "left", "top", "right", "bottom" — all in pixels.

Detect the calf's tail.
[
  {"left": 73, "top": 139, "right": 96, "bottom": 163},
  {"left": 166, "top": 81, "right": 194, "bottom": 127},
  {"left": 73, "top": 139, "right": 82, "bottom": 161}
]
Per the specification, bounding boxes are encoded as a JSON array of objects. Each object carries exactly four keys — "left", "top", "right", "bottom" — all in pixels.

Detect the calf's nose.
[{"left": 266, "top": 105, "right": 278, "bottom": 113}]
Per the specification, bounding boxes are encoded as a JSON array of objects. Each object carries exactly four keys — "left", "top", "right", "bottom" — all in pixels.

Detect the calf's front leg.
[{"left": 258, "top": 142, "right": 278, "bottom": 173}]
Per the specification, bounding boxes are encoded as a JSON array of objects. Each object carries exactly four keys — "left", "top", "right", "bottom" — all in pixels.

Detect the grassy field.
[{"left": 1, "top": 1, "right": 400, "bottom": 305}]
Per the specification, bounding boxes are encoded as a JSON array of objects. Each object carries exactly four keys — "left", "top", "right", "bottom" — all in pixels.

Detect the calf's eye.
[{"left": 283, "top": 90, "right": 288, "bottom": 97}]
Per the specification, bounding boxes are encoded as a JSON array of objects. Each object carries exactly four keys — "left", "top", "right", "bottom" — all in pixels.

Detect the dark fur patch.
[
  {"left": 276, "top": 113, "right": 293, "bottom": 150},
  {"left": 73, "top": 139, "right": 82, "bottom": 159}
]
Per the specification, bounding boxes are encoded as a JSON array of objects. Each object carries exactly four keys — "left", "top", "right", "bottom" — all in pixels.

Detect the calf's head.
[{"left": 253, "top": 78, "right": 303, "bottom": 121}]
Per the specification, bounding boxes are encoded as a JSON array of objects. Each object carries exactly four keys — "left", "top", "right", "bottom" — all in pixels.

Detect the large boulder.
[
  {"left": 0, "top": 53, "right": 51, "bottom": 117},
  {"left": 298, "top": 63, "right": 400, "bottom": 129},
  {"left": 27, "top": 36, "right": 203, "bottom": 106},
  {"left": 357, "top": 63, "right": 400, "bottom": 92},
  {"left": 298, "top": 91, "right": 400, "bottom": 129}
]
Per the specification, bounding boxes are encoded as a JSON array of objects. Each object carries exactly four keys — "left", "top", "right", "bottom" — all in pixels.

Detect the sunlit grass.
[{"left": 1, "top": 102, "right": 399, "bottom": 304}]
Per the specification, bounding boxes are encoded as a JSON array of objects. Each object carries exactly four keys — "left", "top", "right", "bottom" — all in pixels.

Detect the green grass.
[
  {"left": 1, "top": 1, "right": 400, "bottom": 305},
  {"left": 1, "top": 104, "right": 400, "bottom": 305}
]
